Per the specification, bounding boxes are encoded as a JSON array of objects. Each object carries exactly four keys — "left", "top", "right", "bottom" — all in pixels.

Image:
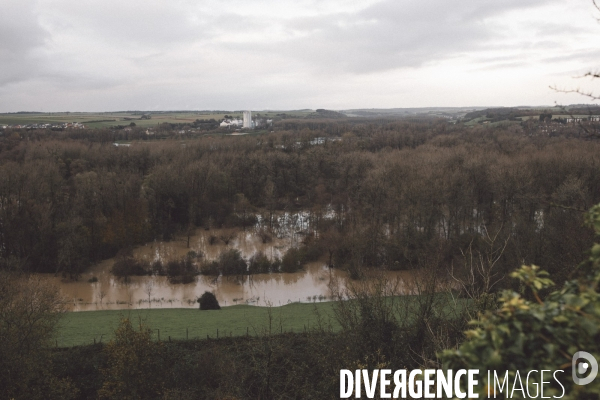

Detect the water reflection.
[{"left": 48, "top": 227, "right": 419, "bottom": 311}]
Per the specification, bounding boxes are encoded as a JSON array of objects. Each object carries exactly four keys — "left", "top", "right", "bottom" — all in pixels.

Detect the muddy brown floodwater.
[{"left": 47, "top": 227, "right": 419, "bottom": 311}]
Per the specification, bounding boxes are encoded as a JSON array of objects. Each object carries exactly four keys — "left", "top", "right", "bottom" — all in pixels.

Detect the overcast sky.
[{"left": 0, "top": 0, "right": 599, "bottom": 111}]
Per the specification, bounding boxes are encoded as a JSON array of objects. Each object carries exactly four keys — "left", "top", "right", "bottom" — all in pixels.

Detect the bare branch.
[
  {"left": 550, "top": 86, "right": 600, "bottom": 101},
  {"left": 582, "top": 71, "right": 600, "bottom": 79},
  {"left": 549, "top": 98, "right": 600, "bottom": 138}
]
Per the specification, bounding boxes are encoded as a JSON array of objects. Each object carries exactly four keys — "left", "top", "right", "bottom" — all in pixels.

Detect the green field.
[
  {"left": 55, "top": 302, "right": 339, "bottom": 347},
  {"left": 0, "top": 110, "right": 314, "bottom": 129},
  {"left": 55, "top": 294, "right": 470, "bottom": 348}
]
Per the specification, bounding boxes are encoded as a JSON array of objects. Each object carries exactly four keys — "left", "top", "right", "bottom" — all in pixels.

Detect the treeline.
[{"left": 0, "top": 121, "right": 599, "bottom": 285}]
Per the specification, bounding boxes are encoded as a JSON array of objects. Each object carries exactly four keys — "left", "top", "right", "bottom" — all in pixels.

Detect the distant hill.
[
  {"left": 462, "top": 107, "right": 531, "bottom": 122},
  {"left": 568, "top": 105, "right": 600, "bottom": 115},
  {"left": 462, "top": 105, "right": 600, "bottom": 123},
  {"left": 305, "top": 109, "right": 347, "bottom": 119},
  {"left": 340, "top": 107, "right": 488, "bottom": 118}
]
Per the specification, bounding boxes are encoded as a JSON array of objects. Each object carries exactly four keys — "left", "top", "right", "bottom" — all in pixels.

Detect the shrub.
[
  {"left": 186, "top": 250, "right": 202, "bottom": 259},
  {"left": 98, "top": 318, "right": 165, "bottom": 399},
  {"left": 280, "top": 247, "right": 304, "bottom": 273},
  {"left": 200, "top": 260, "right": 219, "bottom": 275},
  {"left": 198, "top": 291, "right": 221, "bottom": 310},
  {"left": 301, "top": 236, "right": 323, "bottom": 262},
  {"left": 218, "top": 249, "right": 247, "bottom": 276},
  {"left": 0, "top": 273, "right": 75, "bottom": 399},
  {"left": 151, "top": 260, "right": 165, "bottom": 275},
  {"left": 248, "top": 251, "right": 272, "bottom": 274},
  {"left": 165, "top": 258, "right": 197, "bottom": 284},
  {"left": 166, "top": 259, "right": 195, "bottom": 277},
  {"left": 111, "top": 257, "right": 149, "bottom": 277},
  {"left": 271, "top": 257, "right": 281, "bottom": 272},
  {"left": 441, "top": 203, "right": 600, "bottom": 398}
]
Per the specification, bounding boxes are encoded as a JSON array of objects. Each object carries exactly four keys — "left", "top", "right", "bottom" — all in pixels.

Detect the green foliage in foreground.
[
  {"left": 442, "top": 204, "right": 600, "bottom": 399},
  {"left": 97, "top": 318, "right": 165, "bottom": 400}
]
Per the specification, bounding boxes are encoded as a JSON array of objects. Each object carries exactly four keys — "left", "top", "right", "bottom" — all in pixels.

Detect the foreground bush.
[
  {"left": 98, "top": 318, "right": 165, "bottom": 399},
  {"left": 442, "top": 204, "right": 600, "bottom": 399},
  {"left": 0, "top": 273, "right": 77, "bottom": 400}
]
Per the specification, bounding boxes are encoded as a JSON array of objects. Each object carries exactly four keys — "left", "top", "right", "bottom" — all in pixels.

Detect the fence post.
[{"left": 186, "top": 327, "right": 189, "bottom": 340}]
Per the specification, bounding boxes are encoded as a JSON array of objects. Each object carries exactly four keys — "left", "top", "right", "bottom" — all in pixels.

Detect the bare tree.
[
  {"left": 144, "top": 280, "right": 154, "bottom": 309},
  {"left": 97, "top": 289, "right": 106, "bottom": 307},
  {"left": 0, "top": 272, "right": 70, "bottom": 398},
  {"left": 550, "top": 0, "right": 600, "bottom": 136},
  {"left": 451, "top": 225, "right": 508, "bottom": 314}
]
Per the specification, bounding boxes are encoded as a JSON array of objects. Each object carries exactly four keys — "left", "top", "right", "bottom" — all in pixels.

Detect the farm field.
[
  {"left": 0, "top": 110, "right": 314, "bottom": 129},
  {"left": 55, "top": 294, "right": 471, "bottom": 347},
  {"left": 55, "top": 302, "right": 338, "bottom": 347}
]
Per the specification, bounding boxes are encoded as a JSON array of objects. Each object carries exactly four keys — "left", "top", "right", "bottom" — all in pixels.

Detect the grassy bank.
[
  {"left": 55, "top": 302, "right": 339, "bottom": 347},
  {"left": 55, "top": 293, "right": 471, "bottom": 347}
]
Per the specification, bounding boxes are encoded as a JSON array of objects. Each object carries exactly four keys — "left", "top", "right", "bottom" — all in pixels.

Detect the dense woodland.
[
  {"left": 0, "top": 118, "right": 599, "bottom": 287},
  {"left": 1, "top": 118, "right": 600, "bottom": 399}
]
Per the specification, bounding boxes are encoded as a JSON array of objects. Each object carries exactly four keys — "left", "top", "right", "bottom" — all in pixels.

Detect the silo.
[{"left": 243, "top": 111, "right": 252, "bottom": 128}]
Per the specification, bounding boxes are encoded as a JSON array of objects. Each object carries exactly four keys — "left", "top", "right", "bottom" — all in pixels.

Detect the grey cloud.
[
  {"left": 532, "top": 21, "right": 592, "bottom": 36},
  {"left": 542, "top": 48, "right": 600, "bottom": 64},
  {"left": 0, "top": 0, "right": 594, "bottom": 111},
  {"left": 42, "top": 0, "right": 214, "bottom": 50},
  {"left": 218, "top": 0, "right": 565, "bottom": 74},
  {"left": 0, "top": 0, "right": 49, "bottom": 85},
  {"left": 0, "top": 1, "right": 47, "bottom": 52}
]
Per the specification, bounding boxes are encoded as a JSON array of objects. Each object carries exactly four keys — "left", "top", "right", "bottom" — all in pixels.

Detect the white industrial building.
[
  {"left": 243, "top": 111, "right": 253, "bottom": 128},
  {"left": 220, "top": 111, "right": 271, "bottom": 130},
  {"left": 220, "top": 118, "right": 243, "bottom": 128}
]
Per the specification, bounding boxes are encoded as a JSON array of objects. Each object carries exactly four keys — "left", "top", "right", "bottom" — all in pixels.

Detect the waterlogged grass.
[
  {"left": 55, "top": 302, "right": 339, "bottom": 347},
  {"left": 54, "top": 293, "right": 472, "bottom": 347}
]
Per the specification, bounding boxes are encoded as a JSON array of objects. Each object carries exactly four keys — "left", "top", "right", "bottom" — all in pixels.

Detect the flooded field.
[{"left": 49, "top": 221, "right": 419, "bottom": 311}]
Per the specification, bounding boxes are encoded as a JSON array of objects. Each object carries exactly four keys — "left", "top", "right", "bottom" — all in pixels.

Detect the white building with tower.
[
  {"left": 243, "top": 110, "right": 253, "bottom": 128},
  {"left": 219, "top": 118, "right": 242, "bottom": 128}
]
